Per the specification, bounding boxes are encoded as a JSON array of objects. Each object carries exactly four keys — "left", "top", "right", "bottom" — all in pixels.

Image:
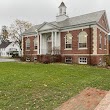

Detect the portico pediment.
[{"left": 38, "top": 22, "right": 59, "bottom": 31}]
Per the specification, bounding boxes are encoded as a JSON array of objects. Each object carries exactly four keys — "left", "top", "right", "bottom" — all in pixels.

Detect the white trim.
[
  {"left": 92, "top": 26, "right": 97, "bottom": 55},
  {"left": 39, "top": 30, "right": 59, "bottom": 34},
  {"left": 65, "top": 57, "right": 72, "bottom": 63},
  {"left": 52, "top": 31, "right": 54, "bottom": 54},
  {"left": 78, "top": 48, "right": 88, "bottom": 50},
  {"left": 40, "top": 33, "right": 42, "bottom": 54},
  {"left": 62, "top": 54, "right": 108, "bottom": 56},
  {"left": 96, "top": 25, "right": 108, "bottom": 34},
  {"left": 65, "top": 32, "right": 73, "bottom": 49},
  {"left": 33, "top": 50, "right": 38, "bottom": 51},
  {"left": 78, "top": 57, "right": 87, "bottom": 64},
  {"left": 78, "top": 31, "right": 88, "bottom": 49},
  {"left": 26, "top": 57, "right": 30, "bottom": 62},
  {"left": 61, "top": 26, "right": 90, "bottom": 32},
  {"left": 64, "top": 48, "right": 72, "bottom": 50},
  {"left": 37, "top": 35, "right": 39, "bottom": 54},
  {"left": 23, "top": 34, "right": 37, "bottom": 37},
  {"left": 55, "top": 31, "right": 57, "bottom": 47}
]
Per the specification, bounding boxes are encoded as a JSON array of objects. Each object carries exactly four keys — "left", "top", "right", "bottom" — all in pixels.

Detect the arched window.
[
  {"left": 26, "top": 38, "right": 30, "bottom": 50},
  {"left": 34, "top": 38, "right": 38, "bottom": 50},
  {"left": 99, "top": 32, "right": 102, "bottom": 49},
  {"left": 65, "top": 32, "right": 73, "bottom": 49},
  {"left": 78, "top": 31, "right": 87, "bottom": 48}
]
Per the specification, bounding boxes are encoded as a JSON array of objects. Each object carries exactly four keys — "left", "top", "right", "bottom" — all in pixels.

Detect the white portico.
[{"left": 38, "top": 23, "right": 60, "bottom": 55}]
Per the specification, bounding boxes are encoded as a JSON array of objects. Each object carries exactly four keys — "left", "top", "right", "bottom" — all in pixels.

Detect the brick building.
[{"left": 22, "top": 2, "right": 109, "bottom": 65}]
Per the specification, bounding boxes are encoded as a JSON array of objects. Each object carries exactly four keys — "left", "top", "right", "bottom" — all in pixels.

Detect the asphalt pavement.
[{"left": 0, "top": 57, "right": 19, "bottom": 62}]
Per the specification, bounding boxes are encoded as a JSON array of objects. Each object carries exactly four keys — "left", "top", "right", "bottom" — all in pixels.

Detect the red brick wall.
[
  {"left": 61, "top": 55, "right": 104, "bottom": 65},
  {"left": 60, "top": 28, "right": 93, "bottom": 54},
  {"left": 98, "top": 14, "right": 107, "bottom": 30},
  {"left": 23, "top": 36, "right": 38, "bottom": 56}
]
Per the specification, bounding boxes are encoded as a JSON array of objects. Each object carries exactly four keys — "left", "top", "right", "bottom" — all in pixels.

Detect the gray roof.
[
  {"left": 0, "top": 41, "right": 11, "bottom": 48},
  {"left": 23, "top": 10, "right": 107, "bottom": 35}
]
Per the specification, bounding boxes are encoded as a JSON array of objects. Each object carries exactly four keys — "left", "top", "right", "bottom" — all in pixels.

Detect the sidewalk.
[
  {"left": 94, "top": 91, "right": 110, "bottom": 110},
  {"left": 55, "top": 88, "right": 108, "bottom": 110}
]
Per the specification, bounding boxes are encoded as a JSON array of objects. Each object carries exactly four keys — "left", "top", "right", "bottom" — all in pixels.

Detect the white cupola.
[{"left": 56, "top": 2, "right": 69, "bottom": 22}]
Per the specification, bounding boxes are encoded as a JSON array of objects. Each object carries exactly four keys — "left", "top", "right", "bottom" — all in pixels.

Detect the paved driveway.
[{"left": 0, "top": 58, "right": 19, "bottom": 62}]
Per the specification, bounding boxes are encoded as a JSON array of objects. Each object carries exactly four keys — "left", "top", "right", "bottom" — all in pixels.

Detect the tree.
[
  {"left": 9, "top": 19, "right": 32, "bottom": 50},
  {"left": 0, "top": 26, "right": 8, "bottom": 41},
  {"left": 2, "top": 26, "right": 8, "bottom": 40}
]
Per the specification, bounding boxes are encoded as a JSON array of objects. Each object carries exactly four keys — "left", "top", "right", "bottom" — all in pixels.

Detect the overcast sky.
[{"left": 0, "top": 0, "right": 110, "bottom": 29}]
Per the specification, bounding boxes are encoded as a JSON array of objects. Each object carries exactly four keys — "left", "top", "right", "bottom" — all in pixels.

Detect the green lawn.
[{"left": 0, "top": 62, "right": 110, "bottom": 110}]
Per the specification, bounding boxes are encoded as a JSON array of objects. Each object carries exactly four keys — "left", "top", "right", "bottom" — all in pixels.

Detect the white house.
[{"left": 0, "top": 41, "right": 21, "bottom": 57}]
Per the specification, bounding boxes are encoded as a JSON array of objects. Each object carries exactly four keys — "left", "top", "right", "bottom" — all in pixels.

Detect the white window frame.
[
  {"left": 79, "top": 57, "right": 87, "bottom": 64},
  {"left": 26, "top": 57, "right": 30, "bottom": 62},
  {"left": 34, "top": 38, "right": 38, "bottom": 50},
  {"left": 26, "top": 38, "right": 30, "bottom": 50},
  {"left": 65, "top": 32, "right": 73, "bottom": 50},
  {"left": 78, "top": 31, "right": 88, "bottom": 49},
  {"left": 104, "top": 35, "right": 107, "bottom": 50},
  {"left": 34, "top": 57, "right": 37, "bottom": 61},
  {"left": 65, "top": 57, "right": 72, "bottom": 63},
  {"left": 99, "top": 32, "right": 102, "bottom": 49}
]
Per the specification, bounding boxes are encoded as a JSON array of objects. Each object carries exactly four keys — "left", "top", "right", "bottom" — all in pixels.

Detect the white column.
[
  {"left": 52, "top": 31, "right": 54, "bottom": 54},
  {"left": 55, "top": 31, "right": 57, "bottom": 47},
  {"left": 37, "top": 34, "right": 39, "bottom": 54},
  {"left": 40, "top": 33, "right": 42, "bottom": 54}
]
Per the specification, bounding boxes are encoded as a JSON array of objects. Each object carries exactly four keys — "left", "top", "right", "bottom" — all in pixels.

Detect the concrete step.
[{"left": 94, "top": 91, "right": 110, "bottom": 110}]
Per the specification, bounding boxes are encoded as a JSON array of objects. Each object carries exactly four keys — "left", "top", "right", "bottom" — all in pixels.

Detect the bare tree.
[
  {"left": 1, "top": 26, "right": 8, "bottom": 40},
  {"left": 9, "top": 19, "right": 32, "bottom": 49}
]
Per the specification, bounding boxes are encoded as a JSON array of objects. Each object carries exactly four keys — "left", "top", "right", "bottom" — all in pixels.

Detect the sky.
[{"left": 0, "top": 0, "right": 110, "bottom": 30}]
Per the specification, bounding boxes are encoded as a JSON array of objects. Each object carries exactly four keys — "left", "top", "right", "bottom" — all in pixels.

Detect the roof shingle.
[{"left": 22, "top": 10, "right": 106, "bottom": 35}]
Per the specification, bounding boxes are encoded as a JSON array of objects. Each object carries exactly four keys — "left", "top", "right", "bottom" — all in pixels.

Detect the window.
[
  {"left": 78, "top": 31, "right": 87, "bottom": 49},
  {"left": 34, "top": 38, "right": 38, "bottom": 50},
  {"left": 26, "top": 38, "right": 30, "bottom": 50},
  {"left": 104, "top": 35, "right": 107, "bottom": 49},
  {"left": 79, "top": 57, "right": 87, "bottom": 64},
  {"left": 65, "top": 57, "right": 72, "bottom": 63},
  {"left": 99, "top": 32, "right": 102, "bottom": 49},
  {"left": 65, "top": 32, "right": 72, "bottom": 49},
  {"left": 34, "top": 57, "right": 37, "bottom": 61},
  {"left": 26, "top": 57, "right": 30, "bottom": 62}
]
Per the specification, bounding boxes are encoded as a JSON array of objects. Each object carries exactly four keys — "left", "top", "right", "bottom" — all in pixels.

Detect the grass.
[{"left": 0, "top": 62, "right": 110, "bottom": 110}]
